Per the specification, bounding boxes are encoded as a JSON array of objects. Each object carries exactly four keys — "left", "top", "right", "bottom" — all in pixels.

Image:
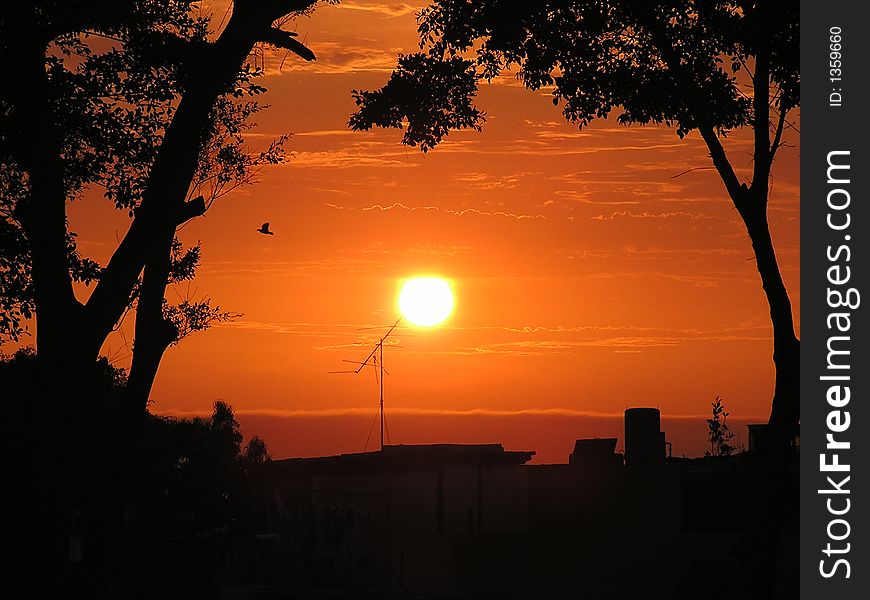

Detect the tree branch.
[
  {"left": 637, "top": 7, "right": 745, "bottom": 204},
  {"left": 750, "top": 3, "right": 771, "bottom": 197},
  {"left": 84, "top": 0, "right": 321, "bottom": 357},
  {"left": 260, "top": 27, "right": 316, "bottom": 61},
  {"left": 769, "top": 103, "right": 788, "bottom": 165},
  {"left": 176, "top": 195, "right": 206, "bottom": 224},
  {"left": 694, "top": 124, "right": 746, "bottom": 203},
  {"left": 84, "top": 10, "right": 261, "bottom": 348}
]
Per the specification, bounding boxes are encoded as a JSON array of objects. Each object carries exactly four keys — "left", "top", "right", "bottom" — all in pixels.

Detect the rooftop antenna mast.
[{"left": 330, "top": 317, "right": 402, "bottom": 451}]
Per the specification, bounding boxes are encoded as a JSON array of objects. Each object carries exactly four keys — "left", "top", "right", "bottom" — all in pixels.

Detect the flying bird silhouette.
[{"left": 257, "top": 222, "right": 274, "bottom": 235}]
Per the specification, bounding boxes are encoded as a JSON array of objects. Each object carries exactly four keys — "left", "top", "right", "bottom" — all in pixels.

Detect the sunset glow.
[
  {"left": 9, "top": 1, "right": 800, "bottom": 463},
  {"left": 398, "top": 277, "right": 454, "bottom": 327},
  {"left": 0, "top": 1, "right": 805, "bottom": 593}
]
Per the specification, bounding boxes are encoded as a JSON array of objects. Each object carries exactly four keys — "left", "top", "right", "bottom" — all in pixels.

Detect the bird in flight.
[{"left": 257, "top": 222, "right": 274, "bottom": 235}]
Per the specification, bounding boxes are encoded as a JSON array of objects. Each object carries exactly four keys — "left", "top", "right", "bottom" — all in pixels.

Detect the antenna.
[{"left": 331, "top": 317, "right": 401, "bottom": 451}]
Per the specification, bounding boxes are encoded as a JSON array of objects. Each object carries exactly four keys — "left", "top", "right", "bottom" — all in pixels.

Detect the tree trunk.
[
  {"left": 7, "top": 3, "right": 314, "bottom": 594},
  {"left": 735, "top": 190, "right": 799, "bottom": 599},
  {"left": 738, "top": 192, "right": 800, "bottom": 463},
  {"left": 4, "top": 14, "right": 99, "bottom": 592},
  {"left": 76, "top": 13, "right": 263, "bottom": 595},
  {"left": 6, "top": 10, "right": 83, "bottom": 365},
  {"left": 93, "top": 300, "right": 175, "bottom": 597}
]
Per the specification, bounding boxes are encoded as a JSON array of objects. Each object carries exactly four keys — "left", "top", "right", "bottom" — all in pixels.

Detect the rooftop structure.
[{"left": 263, "top": 443, "right": 535, "bottom": 479}]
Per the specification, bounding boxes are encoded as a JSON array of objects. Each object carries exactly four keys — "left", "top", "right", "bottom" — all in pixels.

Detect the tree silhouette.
[
  {"left": 706, "top": 395, "right": 735, "bottom": 457},
  {"left": 350, "top": 0, "right": 799, "bottom": 460},
  {"left": 135, "top": 400, "right": 265, "bottom": 535},
  {"left": 1, "top": 0, "right": 324, "bottom": 403},
  {"left": 243, "top": 434, "right": 272, "bottom": 465},
  {"left": 1, "top": 0, "right": 327, "bottom": 592}
]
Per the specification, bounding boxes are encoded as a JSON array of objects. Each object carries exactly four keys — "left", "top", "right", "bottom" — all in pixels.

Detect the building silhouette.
[{"left": 214, "top": 408, "right": 798, "bottom": 599}]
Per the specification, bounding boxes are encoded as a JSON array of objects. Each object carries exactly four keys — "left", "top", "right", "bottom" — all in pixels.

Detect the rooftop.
[{"left": 263, "top": 443, "right": 536, "bottom": 478}]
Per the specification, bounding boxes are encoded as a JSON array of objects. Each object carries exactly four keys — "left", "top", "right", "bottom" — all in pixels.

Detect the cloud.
[
  {"left": 321, "top": 200, "right": 547, "bottom": 220},
  {"left": 444, "top": 333, "right": 768, "bottom": 357},
  {"left": 357, "top": 202, "right": 547, "bottom": 220},
  {"left": 350, "top": 242, "right": 473, "bottom": 257},
  {"left": 613, "top": 245, "right": 749, "bottom": 259},
  {"left": 199, "top": 257, "right": 382, "bottom": 275},
  {"left": 314, "top": 341, "right": 378, "bottom": 351},
  {"left": 157, "top": 405, "right": 725, "bottom": 420},
  {"left": 553, "top": 190, "right": 641, "bottom": 206},
  {"left": 581, "top": 270, "right": 754, "bottom": 288},
  {"left": 473, "top": 337, "right": 684, "bottom": 351},
  {"left": 497, "top": 324, "right": 706, "bottom": 335},
  {"left": 266, "top": 41, "right": 404, "bottom": 74},
  {"left": 426, "top": 137, "right": 689, "bottom": 158},
  {"left": 217, "top": 320, "right": 364, "bottom": 336},
  {"left": 522, "top": 120, "right": 565, "bottom": 130},
  {"left": 335, "top": 1, "right": 421, "bottom": 18},
  {"left": 450, "top": 171, "right": 538, "bottom": 190},
  {"left": 294, "top": 129, "right": 358, "bottom": 138},
  {"left": 289, "top": 149, "right": 419, "bottom": 169},
  {"left": 210, "top": 313, "right": 772, "bottom": 363},
  {"left": 549, "top": 178, "right": 688, "bottom": 202},
  {"left": 157, "top": 406, "right": 759, "bottom": 421},
  {"left": 591, "top": 210, "right": 730, "bottom": 222}
]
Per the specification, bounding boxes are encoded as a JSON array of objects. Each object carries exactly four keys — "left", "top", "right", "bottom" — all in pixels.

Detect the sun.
[{"left": 398, "top": 277, "right": 454, "bottom": 327}]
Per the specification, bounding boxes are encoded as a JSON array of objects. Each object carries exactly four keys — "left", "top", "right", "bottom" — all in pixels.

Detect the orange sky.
[{"left": 26, "top": 1, "right": 801, "bottom": 462}]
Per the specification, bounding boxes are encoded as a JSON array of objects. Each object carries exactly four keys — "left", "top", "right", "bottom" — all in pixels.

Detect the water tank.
[{"left": 624, "top": 408, "right": 665, "bottom": 467}]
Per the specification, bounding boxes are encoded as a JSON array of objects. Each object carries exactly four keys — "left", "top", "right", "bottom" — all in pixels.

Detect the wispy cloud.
[
  {"left": 554, "top": 247, "right": 750, "bottom": 263},
  {"left": 471, "top": 337, "right": 683, "bottom": 352},
  {"left": 199, "top": 257, "right": 382, "bottom": 276},
  {"left": 434, "top": 140, "right": 690, "bottom": 157},
  {"left": 158, "top": 406, "right": 735, "bottom": 420},
  {"left": 435, "top": 331, "right": 768, "bottom": 357},
  {"left": 335, "top": 1, "right": 421, "bottom": 18},
  {"left": 289, "top": 149, "right": 419, "bottom": 169},
  {"left": 217, "top": 320, "right": 363, "bottom": 336},
  {"left": 294, "top": 129, "right": 358, "bottom": 138},
  {"left": 269, "top": 41, "right": 403, "bottom": 74},
  {"left": 582, "top": 270, "right": 755, "bottom": 288},
  {"left": 350, "top": 241, "right": 473, "bottom": 257},
  {"left": 450, "top": 171, "right": 539, "bottom": 190},
  {"left": 346, "top": 202, "right": 548, "bottom": 220},
  {"left": 553, "top": 190, "right": 641, "bottom": 206},
  {"left": 591, "top": 210, "right": 730, "bottom": 222}
]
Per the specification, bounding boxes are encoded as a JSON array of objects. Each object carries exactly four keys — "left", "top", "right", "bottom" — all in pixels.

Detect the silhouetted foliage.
[
  {"left": 0, "top": 0, "right": 329, "bottom": 401},
  {"left": 0, "top": 0, "right": 270, "bottom": 343},
  {"left": 135, "top": 400, "right": 269, "bottom": 536},
  {"left": 350, "top": 0, "right": 799, "bottom": 458},
  {"left": 0, "top": 225, "right": 101, "bottom": 341},
  {"left": 3, "top": 345, "right": 128, "bottom": 485},
  {"left": 1, "top": 3, "right": 326, "bottom": 590},
  {"left": 0, "top": 346, "right": 37, "bottom": 376},
  {"left": 1, "top": 345, "right": 126, "bottom": 398},
  {"left": 706, "top": 396, "right": 735, "bottom": 457},
  {"left": 1, "top": 350, "right": 267, "bottom": 520},
  {"left": 243, "top": 435, "right": 272, "bottom": 465}
]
